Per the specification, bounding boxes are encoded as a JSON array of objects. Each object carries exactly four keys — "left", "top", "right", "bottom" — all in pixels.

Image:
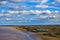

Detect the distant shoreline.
[{"left": 0, "top": 25, "right": 60, "bottom": 27}]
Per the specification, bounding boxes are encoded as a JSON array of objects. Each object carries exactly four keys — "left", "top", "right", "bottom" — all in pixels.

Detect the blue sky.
[{"left": 0, "top": 0, "right": 60, "bottom": 25}]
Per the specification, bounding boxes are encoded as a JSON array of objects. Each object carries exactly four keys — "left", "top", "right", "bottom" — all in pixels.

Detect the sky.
[{"left": 0, "top": 0, "right": 60, "bottom": 25}]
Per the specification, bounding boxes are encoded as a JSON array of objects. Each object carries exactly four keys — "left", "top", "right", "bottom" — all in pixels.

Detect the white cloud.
[
  {"left": 48, "top": 14, "right": 60, "bottom": 22},
  {"left": 4, "top": 14, "right": 11, "bottom": 16},
  {"left": 36, "top": 10, "right": 60, "bottom": 19},
  {"left": 55, "top": 0, "right": 60, "bottom": 3},
  {"left": 45, "top": 10, "right": 52, "bottom": 14},
  {"left": 39, "top": 15, "right": 48, "bottom": 19},
  {"left": 9, "top": 6, "right": 19, "bottom": 10},
  {"left": 5, "top": 18, "right": 12, "bottom": 20},
  {"left": 0, "top": 1, "right": 7, "bottom": 5},
  {"left": 39, "top": 0, "right": 49, "bottom": 4},
  {"left": 30, "top": 10, "right": 51, "bottom": 15},
  {"left": 8, "top": 10, "right": 20, "bottom": 14},
  {"left": 29, "top": 10, "right": 43, "bottom": 14},
  {"left": 35, "top": 10, "right": 42, "bottom": 14},
  {"left": 54, "top": 10, "right": 59, "bottom": 13},
  {"left": 2, "top": 10, "right": 59, "bottom": 17},
  {"left": 49, "top": 13, "right": 60, "bottom": 19},
  {"left": 49, "top": 16, "right": 56, "bottom": 19},
  {"left": 20, "top": 10, "right": 30, "bottom": 15},
  {"left": 28, "top": 0, "right": 39, "bottom": 2},
  {"left": 7, "top": 10, "right": 52, "bottom": 15},
  {"left": 8, "top": 0, "right": 25, "bottom": 2},
  {"left": 8, "top": 10, "right": 15, "bottom": 14},
  {"left": 35, "top": 5, "right": 49, "bottom": 8},
  {"left": 0, "top": 14, "right": 4, "bottom": 16},
  {"left": 52, "top": 2, "right": 56, "bottom": 4},
  {"left": 9, "top": 5, "right": 26, "bottom": 10},
  {"left": 30, "top": 10, "right": 34, "bottom": 13}
]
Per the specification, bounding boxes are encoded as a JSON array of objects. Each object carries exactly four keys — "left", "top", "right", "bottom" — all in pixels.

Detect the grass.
[
  {"left": 36, "top": 33, "right": 60, "bottom": 40},
  {"left": 56, "top": 35, "right": 60, "bottom": 38},
  {"left": 38, "top": 35, "right": 60, "bottom": 40}
]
